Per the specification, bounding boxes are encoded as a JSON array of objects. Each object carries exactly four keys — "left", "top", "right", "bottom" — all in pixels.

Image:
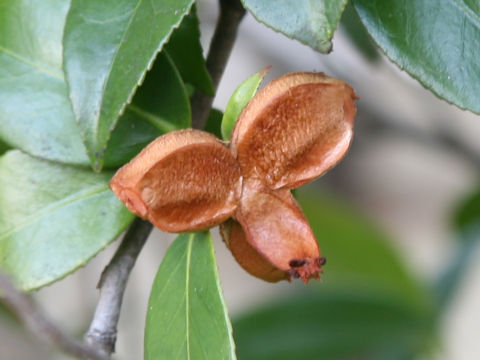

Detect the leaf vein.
[
  {"left": 0, "top": 184, "right": 108, "bottom": 241},
  {"left": 0, "top": 45, "right": 63, "bottom": 80},
  {"left": 94, "top": 0, "right": 143, "bottom": 141}
]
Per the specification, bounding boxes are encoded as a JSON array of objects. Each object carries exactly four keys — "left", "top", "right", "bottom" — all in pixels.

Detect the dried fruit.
[{"left": 110, "top": 72, "right": 357, "bottom": 283}]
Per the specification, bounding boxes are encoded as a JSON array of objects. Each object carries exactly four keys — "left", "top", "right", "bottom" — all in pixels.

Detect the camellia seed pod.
[
  {"left": 230, "top": 72, "right": 356, "bottom": 190},
  {"left": 110, "top": 129, "right": 242, "bottom": 232},
  {"left": 110, "top": 72, "right": 357, "bottom": 283}
]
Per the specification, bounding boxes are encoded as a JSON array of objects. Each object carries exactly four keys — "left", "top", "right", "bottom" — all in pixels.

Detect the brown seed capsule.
[
  {"left": 220, "top": 219, "right": 288, "bottom": 282},
  {"left": 230, "top": 72, "right": 356, "bottom": 190},
  {"left": 231, "top": 188, "right": 323, "bottom": 283},
  {"left": 221, "top": 72, "right": 356, "bottom": 282},
  {"left": 110, "top": 71, "right": 357, "bottom": 283},
  {"left": 110, "top": 129, "right": 242, "bottom": 232}
]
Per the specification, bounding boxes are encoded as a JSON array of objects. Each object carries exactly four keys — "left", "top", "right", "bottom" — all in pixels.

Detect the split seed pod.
[{"left": 110, "top": 72, "right": 357, "bottom": 283}]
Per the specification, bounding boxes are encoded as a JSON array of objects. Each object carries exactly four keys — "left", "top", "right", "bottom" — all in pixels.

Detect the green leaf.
[
  {"left": 103, "top": 111, "right": 163, "bottom": 168},
  {"left": 340, "top": 3, "right": 379, "bottom": 61},
  {"left": 205, "top": 108, "right": 224, "bottom": 139},
  {"left": 297, "top": 189, "right": 430, "bottom": 308},
  {"left": 241, "top": 0, "right": 348, "bottom": 53},
  {"left": 353, "top": 0, "right": 480, "bottom": 114},
  {"left": 454, "top": 187, "right": 480, "bottom": 238},
  {"left": 145, "top": 232, "right": 236, "bottom": 360},
  {"left": 0, "top": 151, "right": 135, "bottom": 291},
  {"left": 166, "top": 5, "right": 214, "bottom": 96},
  {"left": 234, "top": 288, "right": 434, "bottom": 360},
  {"left": 435, "top": 186, "right": 480, "bottom": 309},
  {"left": 0, "top": 139, "right": 10, "bottom": 156},
  {"left": 0, "top": 0, "right": 89, "bottom": 166},
  {"left": 221, "top": 68, "right": 268, "bottom": 141},
  {"left": 63, "top": 0, "right": 195, "bottom": 171},
  {"left": 104, "top": 52, "right": 191, "bottom": 168}
]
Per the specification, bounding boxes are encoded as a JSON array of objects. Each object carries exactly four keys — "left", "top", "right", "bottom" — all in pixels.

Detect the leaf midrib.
[
  {"left": 127, "top": 104, "right": 178, "bottom": 133},
  {"left": 0, "top": 45, "right": 64, "bottom": 80},
  {"left": 0, "top": 183, "right": 108, "bottom": 240},
  {"left": 451, "top": 0, "right": 480, "bottom": 29},
  {"left": 93, "top": 0, "right": 143, "bottom": 144}
]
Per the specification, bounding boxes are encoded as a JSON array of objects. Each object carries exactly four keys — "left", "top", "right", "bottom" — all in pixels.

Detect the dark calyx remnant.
[{"left": 289, "top": 258, "right": 306, "bottom": 267}]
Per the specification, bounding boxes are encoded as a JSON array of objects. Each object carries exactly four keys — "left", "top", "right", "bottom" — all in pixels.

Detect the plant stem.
[
  {"left": 84, "top": 218, "right": 152, "bottom": 357},
  {"left": 84, "top": 1, "right": 246, "bottom": 357},
  {"left": 191, "top": 0, "right": 246, "bottom": 129},
  {"left": 0, "top": 273, "right": 107, "bottom": 360}
]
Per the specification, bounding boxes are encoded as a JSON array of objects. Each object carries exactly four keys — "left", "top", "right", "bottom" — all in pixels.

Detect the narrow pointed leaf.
[
  {"left": 0, "top": 0, "right": 89, "bottom": 165},
  {"left": 63, "top": 0, "right": 195, "bottom": 170},
  {"left": 353, "top": 0, "right": 480, "bottom": 114},
  {"left": 221, "top": 68, "right": 268, "bottom": 141},
  {"left": 0, "top": 151, "right": 135, "bottom": 291},
  {"left": 166, "top": 6, "right": 214, "bottom": 95},
  {"left": 241, "top": 0, "right": 348, "bottom": 53},
  {"left": 145, "top": 232, "right": 236, "bottom": 360}
]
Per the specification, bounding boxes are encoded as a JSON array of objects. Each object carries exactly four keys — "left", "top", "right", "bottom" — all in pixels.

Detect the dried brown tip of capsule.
[
  {"left": 235, "top": 189, "right": 322, "bottom": 283},
  {"left": 220, "top": 220, "right": 288, "bottom": 282},
  {"left": 231, "top": 72, "right": 357, "bottom": 190},
  {"left": 289, "top": 259, "right": 306, "bottom": 267},
  {"left": 288, "top": 257, "right": 324, "bottom": 283},
  {"left": 289, "top": 257, "right": 323, "bottom": 284},
  {"left": 110, "top": 129, "right": 242, "bottom": 232}
]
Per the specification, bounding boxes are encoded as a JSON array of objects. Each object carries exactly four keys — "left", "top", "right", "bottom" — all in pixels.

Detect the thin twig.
[
  {"left": 0, "top": 272, "right": 107, "bottom": 360},
  {"left": 191, "top": 0, "right": 246, "bottom": 129},
  {"left": 84, "top": 218, "right": 152, "bottom": 356},
  {"left": 84, "top": 1, "right": 247, "bottom": 357}
]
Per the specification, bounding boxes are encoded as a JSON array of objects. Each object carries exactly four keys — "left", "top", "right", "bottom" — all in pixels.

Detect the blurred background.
[{"left": 1, "top": 1, "right": 480, "bottom": 359}]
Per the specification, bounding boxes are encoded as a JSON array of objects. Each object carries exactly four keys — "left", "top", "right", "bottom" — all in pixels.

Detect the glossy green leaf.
[
  {"left": 234, "top": 288, "right": 434, "bottom": 360},
  {"left": 221, "top": 68, "right": 268, "bottom": 141},
  {"left": 104, "top": 52, "right": 191, "bottom": 168},
  {"left": 0, "top": 0, "right": 89, "bottom": 166},
  {"left": 297, "top": 189, "right": 430, "bottom": 308},
  {"left": 103, "top": 112, "right": 163, "bottom": 168},
  {"left": 205, "top": 108, "right": 224, "bottom": 139},
  {"left": 63, "top": 0, "right": 194, "bottom": 171},
  {"left": 0, "top": 151, "right": 135, "bottom": 291},
  {"left": 241, "top": 0, "right": 348, "bottom": 53},
  {"left": 166, "top": 5, "right": 214, "bottom": 95},
  {"left": 145, "top": 232, "right": 236, "bottom": 360},
  {"left": 340, "top": 3, "right": 379, "bottom": 61},
  {"left": 353, "top": 0, "right": 480, "bottom": 114}
]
